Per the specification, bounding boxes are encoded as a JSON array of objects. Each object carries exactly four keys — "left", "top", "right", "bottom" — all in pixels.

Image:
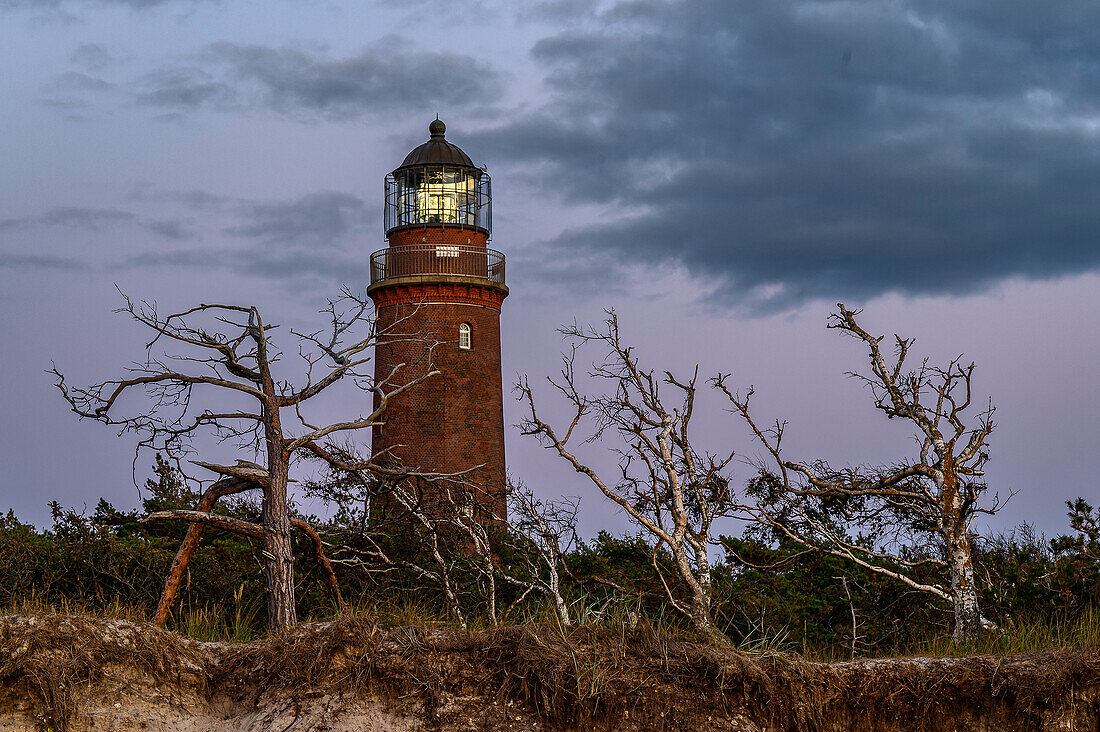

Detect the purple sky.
[{"left": 1, "top": 0, "right": 1098, "bottom": 543}]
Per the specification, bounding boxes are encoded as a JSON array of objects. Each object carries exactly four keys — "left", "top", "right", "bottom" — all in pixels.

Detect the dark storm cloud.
[
  {"left": 482, "top": 0, "right": 1100, "bottom": 309},
  {"left": 136, "top": 41, "right": 500, "bottom": 119}
]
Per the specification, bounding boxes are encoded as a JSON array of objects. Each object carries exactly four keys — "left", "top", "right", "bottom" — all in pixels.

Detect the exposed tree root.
[{"left": 1, "top": 613, "right": 1098, "bottom": 731}]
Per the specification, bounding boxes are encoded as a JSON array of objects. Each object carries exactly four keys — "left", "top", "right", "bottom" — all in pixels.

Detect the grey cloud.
[
  {"left": 507, "top": 242, "right": 633, "bottom": 301},
  {"left": 0, "top": 253, "right": 87, "bottom": 271},
  {"left": 120, "top": 190, "right": 373, "bottom": 284},
  {"left": 69, "top": 43, "right": 117, "bottom": 71},
  {"left": 225, "top": 192, "right": 370, "bottom": 247},
  {"left": 39, "top": 74, "right": 113, "bottom": 120},
  {"left": 12, "top": 190, "right": 369, "bottom": 258},
  {"left": 38, "top": 97, "right": 91, "bottom": 111},
  {"left": 135, "top": 67, "right": 232, "bottom": 109},
  {"left": 122, "top": 244, "right": 371, "bottom": 284},
  {"left": 477, "top": 0, "right": 1100, "bottom": 309},
  {"left": 174, "top": 189, "right": 235, "bottom": 210},
  {"left": 128, "top": 188, "right": 238, "bottom": 211},
  {"left": 136, "top": 41, "right": 500, "bottom": 118},
  {"left": 390, "top": 0, "right": 498, "bottom": 24},
  {"left": 172, "top": 189, "right": 235, "bottom": 210},
  {"left": 47, "top": 71, "right": 116, "bottom": 92},
  {"left": 0, "top": 207, "right": 136, "bottom": 232},
  {"left": 39, "top": 207, "right": 135, "bottom": 228},
  {"left": 235, "top": 249, "right": 370, "bottom": 284},
  {"left": 124, "top": 249, "right": 223, "bottom": 269},
  {"left": 2, "top": 0, "right": 213, "bottom": 9},
  {"left": 144, "top": 219, "right": 192, "bottom": 239},
  {"left": 0, "top": 206, "right": 195, "bottom": 241},
  {"left": 149, "top": 112, "right": 190, "bottom": 124},
  {"left": 0, "top": 218, "right": 30, "bottom": 231},
  {"left": 519, "top": 0, "right": 601, "bottom": 22}
]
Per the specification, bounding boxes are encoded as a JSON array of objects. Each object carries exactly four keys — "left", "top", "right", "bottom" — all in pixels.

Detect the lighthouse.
[{"left": 368, "top": 119, "right": 508, "bottom": 521}]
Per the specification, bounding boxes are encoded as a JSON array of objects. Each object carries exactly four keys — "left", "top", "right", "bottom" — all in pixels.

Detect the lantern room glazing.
[{"left": 384, "top": 119, "right": 492, "bottom": 237}]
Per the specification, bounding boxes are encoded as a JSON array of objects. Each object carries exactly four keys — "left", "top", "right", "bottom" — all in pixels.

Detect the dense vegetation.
[{"left": 2, "top": 457, "right": 1096, "bottom": 659}]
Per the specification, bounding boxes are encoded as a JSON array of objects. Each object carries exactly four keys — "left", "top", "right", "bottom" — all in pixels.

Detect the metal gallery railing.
[{"left": 369, "top": 245, "right": 505, "bottom": 286}]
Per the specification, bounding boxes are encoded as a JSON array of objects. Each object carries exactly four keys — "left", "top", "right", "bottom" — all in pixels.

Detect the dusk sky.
[{"left": 1, "top": 0, "right": 1098, "bottom": 543}]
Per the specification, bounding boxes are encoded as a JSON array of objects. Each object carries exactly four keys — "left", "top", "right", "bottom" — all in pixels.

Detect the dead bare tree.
[
  {"left": 722, "top": 303, "right": 1002, "bottom": 644},
  {"left": 416, "top": 481, "right": 578, "bottom": 628},
  {"left": 500, "top": 478, "right": 578, "bottom": 628},
  {"left": 303, "top": 455, "right": 479, "bottom": 629},
  {"left": 306, "top": 457, "right": 577, "bottom": 629},
  {"left": 518, "top": 311, "right": 737, "bottom": 644},
  {"left": 53, "top": 289, "right": 440, "bottom": 630}
]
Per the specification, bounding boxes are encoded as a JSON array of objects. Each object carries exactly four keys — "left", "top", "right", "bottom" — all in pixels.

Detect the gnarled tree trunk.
[
  {"left": 938, "top": 465, "right": 984, "bottom": 644},
  {"left": 262, "top": 410, "right": 297, "bottom": 630},
  {"left": 152, "top": 477, "right": 252, "bottom": 627},
  {"left": 944, "top": 511, "right": 982, "bottom": 644}
]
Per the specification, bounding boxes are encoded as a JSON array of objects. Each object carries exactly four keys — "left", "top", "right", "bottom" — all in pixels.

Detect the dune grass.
[
  {"left": 906, "top": 605, "right": 1100, "bottom": 658},
  {"left": 4, "top": 590, "right": 1098, "bottom": 660}
]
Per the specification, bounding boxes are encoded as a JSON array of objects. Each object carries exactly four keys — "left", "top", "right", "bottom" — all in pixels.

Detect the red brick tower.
[{"left": 368, "top": 119, "right": 508, "bottom": 521}]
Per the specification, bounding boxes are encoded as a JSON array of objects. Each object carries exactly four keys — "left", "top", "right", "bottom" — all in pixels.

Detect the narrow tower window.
[{"left": 458, "top": 322, "right": 472, "bottom": 350}]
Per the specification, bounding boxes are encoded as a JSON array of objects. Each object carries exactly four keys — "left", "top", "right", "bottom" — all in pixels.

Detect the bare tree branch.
[
  {"left": 56, "top": 290, "right": 443, "bottom": 631},
  {"left": 142, "top": 509, "right": 265, "bottom": 538},
  {"left": 518, "top": 310, "right": 739, "bottom": 644},
  {"left": 726, "top": 303, "right": 1002, "bottom": 644}
]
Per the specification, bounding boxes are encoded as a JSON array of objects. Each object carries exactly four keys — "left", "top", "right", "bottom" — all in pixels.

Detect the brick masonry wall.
[
  {"left": 370, "top": 290, "right": 507, "bottom": 521},
  {"left": 388, "top": 227, "right": 488, "bottom": 249}
]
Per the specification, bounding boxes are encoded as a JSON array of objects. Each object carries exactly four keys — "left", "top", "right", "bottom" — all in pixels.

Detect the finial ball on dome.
[{"left": 429, "top": 118, "right": 446, "bottom": 136}]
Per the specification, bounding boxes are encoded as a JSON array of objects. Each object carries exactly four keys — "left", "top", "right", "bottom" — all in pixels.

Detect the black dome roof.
[{"left": 396, "top": 119, "right": 476, "bottom": 169}]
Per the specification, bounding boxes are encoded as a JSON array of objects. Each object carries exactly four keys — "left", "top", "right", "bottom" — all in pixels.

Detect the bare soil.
[{"left": 1, "top": 613, "right": 1097, "bottom": 731}]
